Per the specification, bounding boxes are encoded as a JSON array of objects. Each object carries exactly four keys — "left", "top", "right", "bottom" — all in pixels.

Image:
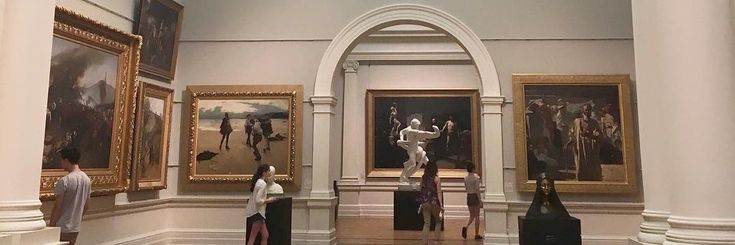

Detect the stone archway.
[{"left": 307, "top": 4, "right": 506, "bottom": 244}]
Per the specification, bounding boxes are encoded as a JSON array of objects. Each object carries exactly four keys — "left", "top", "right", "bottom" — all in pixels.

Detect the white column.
[
  {"left": 340, "top": 60, "right": 364, "bottom": 184},
  {"left": 480, "top": 96, "right": 510, "bottom": 242},
  {"left": 309, "top": 95, "right": 338, "bottom": 244},
  {"left": 0, "top": 0, "right": 55, "bottom": 233},
  {"left": 632, "top": 0, "right": 671, "bottom": 243},
  {"left": 657, "top": 0, "right": 735, "bottom": 244}
]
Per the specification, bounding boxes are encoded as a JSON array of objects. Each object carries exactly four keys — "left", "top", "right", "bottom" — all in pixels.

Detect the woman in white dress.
[{"left": 245, "top": 164, "right": 278, "bottom": 245}]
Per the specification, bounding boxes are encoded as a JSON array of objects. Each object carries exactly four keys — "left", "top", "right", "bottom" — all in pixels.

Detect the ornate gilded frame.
[
  {"left": 131, "top": 83, "right": 173, "bottom": 191},
  {"left": 136, "top": 0, "right": 184, "bottom": 81},
  {"left": 366, "top": 90, "right": 481, "bottom": 179},
  {"left": 41, "top": 7, "right": 141, "bottom": 199},
  {"left": 513, "top": 74, "right": 638, "bottom": 193},
  {"left": 186, "top": 85, "right": 303, "bottom": 191}
]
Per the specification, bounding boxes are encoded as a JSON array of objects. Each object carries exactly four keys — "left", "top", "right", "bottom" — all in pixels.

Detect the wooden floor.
[{"left": 336, "top": 217, "right": 485, "bottom": 244}]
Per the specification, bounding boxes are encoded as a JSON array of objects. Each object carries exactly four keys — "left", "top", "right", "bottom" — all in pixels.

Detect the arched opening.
[{"left": 307, "top": 4, "right": 506, "bottom": 243}]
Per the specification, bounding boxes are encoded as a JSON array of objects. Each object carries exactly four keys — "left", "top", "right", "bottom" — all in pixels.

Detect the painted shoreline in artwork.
[{"left": 195, "top": 119, "right": 289, "bottom": 176}]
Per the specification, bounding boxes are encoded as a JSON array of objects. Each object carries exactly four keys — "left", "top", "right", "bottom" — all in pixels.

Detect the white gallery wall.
[{"left": 37, "top": 0, "right": 641, "bottom": 244}]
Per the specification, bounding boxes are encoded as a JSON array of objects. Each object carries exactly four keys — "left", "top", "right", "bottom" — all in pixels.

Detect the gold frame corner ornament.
[{"left": 512, "top": 74, "right": 638, "bottom": 194}]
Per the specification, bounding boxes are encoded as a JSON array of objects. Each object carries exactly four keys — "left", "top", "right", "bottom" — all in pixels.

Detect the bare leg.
[
  {"left": 259, "top": 222, "right": 270, "bottom": 245},
  {"left": 247, "top": 221, "right": 264, "bottom": 245}
]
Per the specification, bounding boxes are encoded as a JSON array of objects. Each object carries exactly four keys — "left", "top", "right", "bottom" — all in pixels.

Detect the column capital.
[
  {"left": 481, "top": 95, "right": 505, "bottom": 115},
  {"left": 310, "top": 95, "right": 337, "bottom": 115},
  {"left": 342, "top": 60, "right": 359, "bottom": 73}
]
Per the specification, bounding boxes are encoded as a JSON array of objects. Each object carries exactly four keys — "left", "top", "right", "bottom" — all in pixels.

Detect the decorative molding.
[
  {"left": 310, "top": 96, "right": 338, "bottom": 115},
  {"left": 339, "top": 204, "right": 485, "bottom": 219},
  {"left": 337, "top": 181, "right": 485, "bottom": 192},
  {"left": 76, "top": 196, "right": 309, "bottom": 221},
  {"left": 178, "top": 37, "right": 633, "bottom": 43},
  {"left": 341, "top": 60, "right": 359, "bottom": 72},
  {"left": 481, "top": 96, "right": 505, "bottom": 115},
  {"left": 346, "top": 50, "right": 471, "bottom": 62},
  {"left": 637, "top": 209, "right": 670, "bottom": 244}
]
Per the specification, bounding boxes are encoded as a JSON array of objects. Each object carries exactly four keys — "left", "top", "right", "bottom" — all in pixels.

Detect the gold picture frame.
[
  {"left": 131, "top": 83, "right": 173, "bottom": 191},
  {"left": 41, "top": 7, "right": 141, "bottom": 199},
  {"left": 513, "top": 74, "right": 638, "bottom": 193},
  {"left": 136, "top": 0, "right": 184, "bottom": 81},
  {"left": 186, "top": 85, "right": 303, "bottom": 191},
  {"left": 366, "top": 90, "right": 481, "bottom": 179}
]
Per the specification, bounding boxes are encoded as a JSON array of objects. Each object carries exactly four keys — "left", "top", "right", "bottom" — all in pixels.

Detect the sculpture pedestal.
[
  {"left": 518, "top": 215, "right": 581, "bottom": 245},
  {"left": 393, "top": 191, "right": 443, "bottom": 231},
  {"left": 246, "top": 197, "right": 292, "bottom": 245}
]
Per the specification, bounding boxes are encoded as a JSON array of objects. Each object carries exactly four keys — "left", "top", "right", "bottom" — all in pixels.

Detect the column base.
[
  {"left": 307, "top": 197, "right": 337, "bottom": 245},
  {"left": 637, "top": 210, "right": 669, "bottom": 244},
  {"left": 1, "top": 227, "right": 63, "bottom": 245},
  {"left": 663, "top": 216, "right": 735, "bottom": 244},
  {"left": 0, "top": 200, "right": 47, "bottom": 232}
]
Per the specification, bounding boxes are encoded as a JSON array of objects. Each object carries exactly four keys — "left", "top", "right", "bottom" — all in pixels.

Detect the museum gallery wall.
[{"left": 31, "top": 1, "right": 644, "bottom": 243}]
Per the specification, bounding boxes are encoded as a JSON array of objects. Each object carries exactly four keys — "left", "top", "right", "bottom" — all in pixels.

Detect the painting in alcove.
[
  {"left": 131, "top": 83, "right": 173, "bottom": 191},
  {"left": 366, "top": 90, "right": 481, "bottom": 179},
  {"left": 513, "top": 74, "right": 638, "bottom": 193},
  {"left": 186, "top": 85, "right": 302, "bottom": 190}
]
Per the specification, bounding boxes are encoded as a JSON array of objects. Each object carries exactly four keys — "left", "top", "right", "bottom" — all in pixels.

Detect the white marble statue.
[
  {"left": 397, "top": 118, "right": 441, "bottom": 186},
  {"left": 266, "top": 166, "right": 284, "bottom": 195}
]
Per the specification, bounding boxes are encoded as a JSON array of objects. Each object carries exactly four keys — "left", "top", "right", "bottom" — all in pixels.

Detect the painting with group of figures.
[
  {"left": 187, "top": 85, "right": 303, "bottom": 191},
  {"left": 136, "top": 0, "right": 183, "bottom": 81},
  {"left": 41, "top": 7, "right": 141, "bottom": 199},
  {"left": 513, "top": 75, "right": 637, "bottom": 193},
  {"left": 367, "top": 90, "right": 481, "bottom": 179}
]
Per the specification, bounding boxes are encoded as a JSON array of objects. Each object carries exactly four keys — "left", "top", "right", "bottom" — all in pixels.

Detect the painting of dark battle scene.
[
  {"left": 195, "top": 99, "right": 291, "bottom": 176},
  {"left": 43, "top": 36, "right": 119, "bottom": 169},
  {"left": 372, "top": 95, "right": 476, "bottom": 170},
  {"left": 138, "top": 0, "right": 182, "bottom": 75},
  {"left": 138, "top": 96, "right": 165, "bottom": 180},
  {"left": 523, "top": 85, "right": 625, "bottom": 182}
]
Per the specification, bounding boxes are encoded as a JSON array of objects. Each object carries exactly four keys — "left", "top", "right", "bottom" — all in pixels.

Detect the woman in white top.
[
  {"left": 462, "top": 163, "right": 483, "bottom": 240},
  {"left": 245, "top": 164, "right": 278, "bottom": 245}
]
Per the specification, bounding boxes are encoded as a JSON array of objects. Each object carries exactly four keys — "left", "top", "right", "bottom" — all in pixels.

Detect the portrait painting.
[
  {"left": 187, "top": 85, "right": 303, "bottom": 190},
  {"left": 131, "top": 83, "right": 173, "bottom": 191},
  {"left": 367, "top": 90, "right": 480, "bottom": 179},
  {"left": 41, "top": 7, "right": 141, "bottom": 199},
  {"left": 136, "top": 0, "right": 183, "bottom": 80},
  {"left": 513, "top": 74, "right": 638, "bottom": 193}
]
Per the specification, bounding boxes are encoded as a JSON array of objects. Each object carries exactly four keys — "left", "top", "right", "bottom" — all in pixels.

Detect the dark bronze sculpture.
[{"left": 526, "top": 173, "right": 570, "bottom": 219}]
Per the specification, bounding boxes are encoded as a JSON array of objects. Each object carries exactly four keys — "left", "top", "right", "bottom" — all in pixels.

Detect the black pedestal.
[
  {"left": 246, "top": 197, "right": 292, "bottom": 245},
  {"left": 393, "top": 191, "right": 443, "bottom": 231},
  {"left": 518, "top": 216, "right": 581, "bottom": 245}
]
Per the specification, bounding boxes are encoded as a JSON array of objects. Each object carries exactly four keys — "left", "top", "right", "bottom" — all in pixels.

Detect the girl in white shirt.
[
  {"left": 246, "top": 164, "right": 278, "bottom": 245},
  {"left": 462, "top": 163, "right": 483, "bottom": 240}
]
